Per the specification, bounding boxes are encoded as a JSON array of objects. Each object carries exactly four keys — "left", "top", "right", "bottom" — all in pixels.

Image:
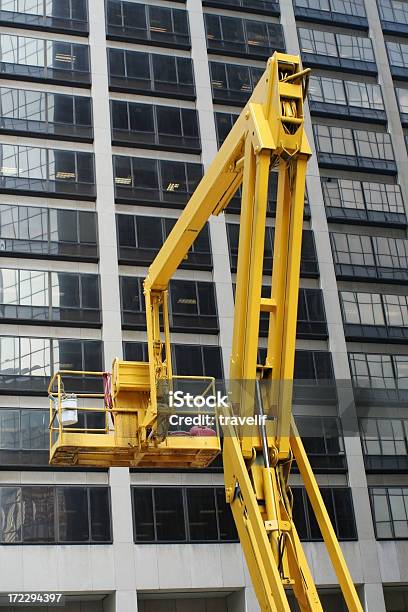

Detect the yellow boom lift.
[{"left": 48, "top": 53, "right": 363, "bottom": 611}]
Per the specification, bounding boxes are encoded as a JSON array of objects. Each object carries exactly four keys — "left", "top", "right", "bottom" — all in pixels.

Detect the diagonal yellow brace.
[{"left": 290, "top": 419, "right": 363, "bottom": 612}]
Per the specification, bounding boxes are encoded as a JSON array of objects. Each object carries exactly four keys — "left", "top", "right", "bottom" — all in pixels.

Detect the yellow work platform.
[{"left": 48, "top": 361, "right": 221, "bottom": 469}]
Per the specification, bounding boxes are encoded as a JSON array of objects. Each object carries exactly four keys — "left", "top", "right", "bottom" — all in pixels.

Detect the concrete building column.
[
  {"left": 88, "top": 2, "right": 136, "bottom": 610},
  {"left": 186, "top": 0, "right": 235, "bottom": 377}
]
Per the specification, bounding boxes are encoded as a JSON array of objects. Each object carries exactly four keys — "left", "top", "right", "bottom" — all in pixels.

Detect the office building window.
[
  {"left": 123, "top": 342, "right": 224, "bottom": 380},
  {"left": 294, "top": 349, "right": 334, "bottom": 381},
  {"left": 0, "top": 405, "right": 104, "bottom": 467},
  {"left": 387, "top": 41, "right": 408, "bottom": 70},
  {"left": 292, "top": 487, "right": 357, "bottom": 541},
  {"left": 0, "top": 485, "right": 111, "bottom": 544},
  {"left": 383, "top": 294, "right": 408, "bottom": 327},
  {"left": 227, "top": 224, "right": 318, "bottom": 276},
  {"left": 379, "top": 0, "right": 408, "bottom": 33},
  {"left": 353, "top": 130, "right": 394, "bottom": 160},
  {"left": 120, "top": 277, "right": 218, "bottom": 333},
  {"left": 341, "top": 291, "right": 408, "bottom": 340},
  {"left": 396, "top": 87, "right": 408, "bottom": 117},
  {"left": 323, "top": 178, "right": 405, "bottom": 225},
  {"left": 0, "top": 33, "right": 90, "bottom": 86},
  {"left": 314, "top": 125, "right": 394, "bottom": 161},
  {"left": 340, "top": 291, "right": 385, "bottom": 326},
  {"left": 314, "top": 124, "right": 355, "bottom": 155},
  {"left": 110, "top": 101, "right": 200, "bottom": 152},
  {"left": 258, "top": 348, "right": 337, "bottom": 403},
  {"left": 209, "top": 61, "right": 263, "bottom": 105},
  {"left": 0, "top": 87, "right": 92, "bottom": 141},
  {"left": 295, "top": 0, "right": 365, "bottom": 15},
  {"left": 360, "top": 418, "right": 408, "bottom": 471},
  {"left": 106, "top": 1, "right": 190, "bottom": 48},
  {"left": 330, "top": 232, "right": 375, "bottom": 273},
  {"left": 202, "top": 0, "right": 280, "bottom": 15},
  {"left": 341, "top": 289, "right": 408, "bottom": 341},
  {"left": 260, "top": 287, "right": 327, "bottom": 338},
  {"left": 113, "top": 156, "right": 202, "bottom": 208},
  {"left": 0, "top": 0, "right": 88, "bottom": 34},
  {"left": 294, "top": 0, "right": 367, "bottom": 28},
  {"left": 309, "top": 75, "right": 347, "bottom": 105},
  {"left": 345, "top": 81, "right": 383, "bottom": 109},
  {"left": 295, "top": 416, "right": 346, "bottom": 470},
  {"left": 0, "top": 408, "right": 47, "bottom": 450},
  {"left": 296, "top": 288, "right": 328, "bottom": 338},
  {"left": 205, "top": 14, "right": 285, "bottom": 59},
  {"left": 350, "top": 352, "right": 408, "bottom": 404},
  {"left": 116, "top": 214, "right": 211, "bottom": 270},
  {"left": 0, "top": 144, "right": 95, "bottom": 200},
  {"left": 299, "top": 27, "right": 376, "bottom": 72},
  {"left": 108, "top": 49, "right": 195, "bottom": 99},
  {"left": 361, "top": 418, "right": 407, "bottom": 456},
  {"left": 116, "top": 214, "right": 211, "bottom": 269},
  {"left": 292, "top": 349, "right": 337, "bottom": 404},
  {"left": 0, "top": 336, "right": 103, "bottom": 395},
  {"left": 385, "top": 40, "right": 408, "bottom": 80},
  {"left": 132, "top": 487, "right": 238, "bottom": 543},
  {"left": 215, "top": 111, "right": 239, "bottom": 147},
  {"left": 313, "top": 125, "right": 397, "bottom": 175},
  {"left": 0, "top": 268, "right": 101, "bottom": 326},
  {"left": 370, "top": 487, "right": 408, "bottom": 539},
  {"left": 349, "top": 352, "right": 396, "bottom": 389},
  {"left": 309, "top": 76, "right": 384, "bottom": 115},
  {"left": 0, "top": 204, "right": 98, "bottom": 261},
  {"left": 337, "top": 33, "right": 374, "bottom": 61},
  {"left": 298, "top": 27, "right": 337, "bottom": 56},
  {"left": 379, "top": 0, "right": 408, "bottom": 24}
]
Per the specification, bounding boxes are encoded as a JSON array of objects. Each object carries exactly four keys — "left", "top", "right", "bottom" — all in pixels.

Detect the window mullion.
[
  {"left": 48, "top": 270, "right": 52, "bottom": 321},
  {"left": 182, "top": 487, "right": 190, "bottom": 542},
  {"left": 87, "top": 487, "right": 92, "bottom": 543},
  {"left": 55, "top": 486, "right": 60, "bottom": 544},
  {"left": 158, "top": 160, "right": 163, "bottom": 203},
  {"left": 214, "top": 488, "right": 221, "bottom": 541},
  {"left": 331, "top": 489, "right": 339, "bottom": 536},
  {"left": 387, "top": 490, "right": 396, "bottom": 538},
  {"left": 303, "top": 488, "right": 312, "bottom": 540},
  {"left": 152, "top": 488, "right": 157, "bottom": 541},
  {"left": 146, "top": 6, "right": 151, "bottom": 43},
  {"left": 153, "top": 105, "right": 159, "bottom": 147}
]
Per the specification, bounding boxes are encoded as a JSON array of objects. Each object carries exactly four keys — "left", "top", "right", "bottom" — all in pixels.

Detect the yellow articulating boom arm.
[{"left": 49, "top": 53, "right": 362, "bottom": 612}]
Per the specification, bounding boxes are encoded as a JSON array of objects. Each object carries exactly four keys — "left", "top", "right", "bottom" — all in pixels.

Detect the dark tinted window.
[
  {"left": 111, "top": 100, "right": 200, "bottom": 152},
  {"left": 121, "top": 278, "right": 218, "bottom": 332},
  {"left": 0, "top": 89, "right": 93, "bottom": 141},
  {"left": 299, "top": 27, "right": 375, "bottom": 66},
  {"left": 205, "top": 14, "right": 284, "bottom": 59},
  {"left": 132, "top": 487, "right": 237, "bottom": 543},
  {"left": 0, "top": 486, "right": 111, "bottom": 543},
  {"left": 106, "top": 1, "right": 190, "bottom": 48},
  {"left": 114, "top": 156, "right": 202, "bottom": 207},
  {"left": 292, "top": 487, "right": 357, "bottom": 540},
  {"left": 370, "top": 487, "right": 408, "bottom": 539},
  {"left": 0, "top": 337, "right": 103, "bottom": 394},
  {"left": 331, "top": 232, "right": 408, "bottom": 281},
  {"left": 0, "top": 145, "right": 95, "bottom": 199},
  {"left": 116, "top": 214, "right": 211, "bottom": 269},
  {"left": 108, "top": 48, "right": 195, "bottom": 99},
  {"left": 0, "top": 34, "right": 90, "bottom": 85},
  {"left": 0, "top": 0, "right": 88, "bottom": 34},
  {"left": 123, "top": 341, "right": 223, "bottom": 379},
  {"left": 0, "top": 268, "right": 100, "bottom": 326}
]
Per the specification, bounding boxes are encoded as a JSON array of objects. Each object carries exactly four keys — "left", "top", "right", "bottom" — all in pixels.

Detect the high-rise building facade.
[{"left": 0, "top": 0, "right": 407, "bottom": 610}]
